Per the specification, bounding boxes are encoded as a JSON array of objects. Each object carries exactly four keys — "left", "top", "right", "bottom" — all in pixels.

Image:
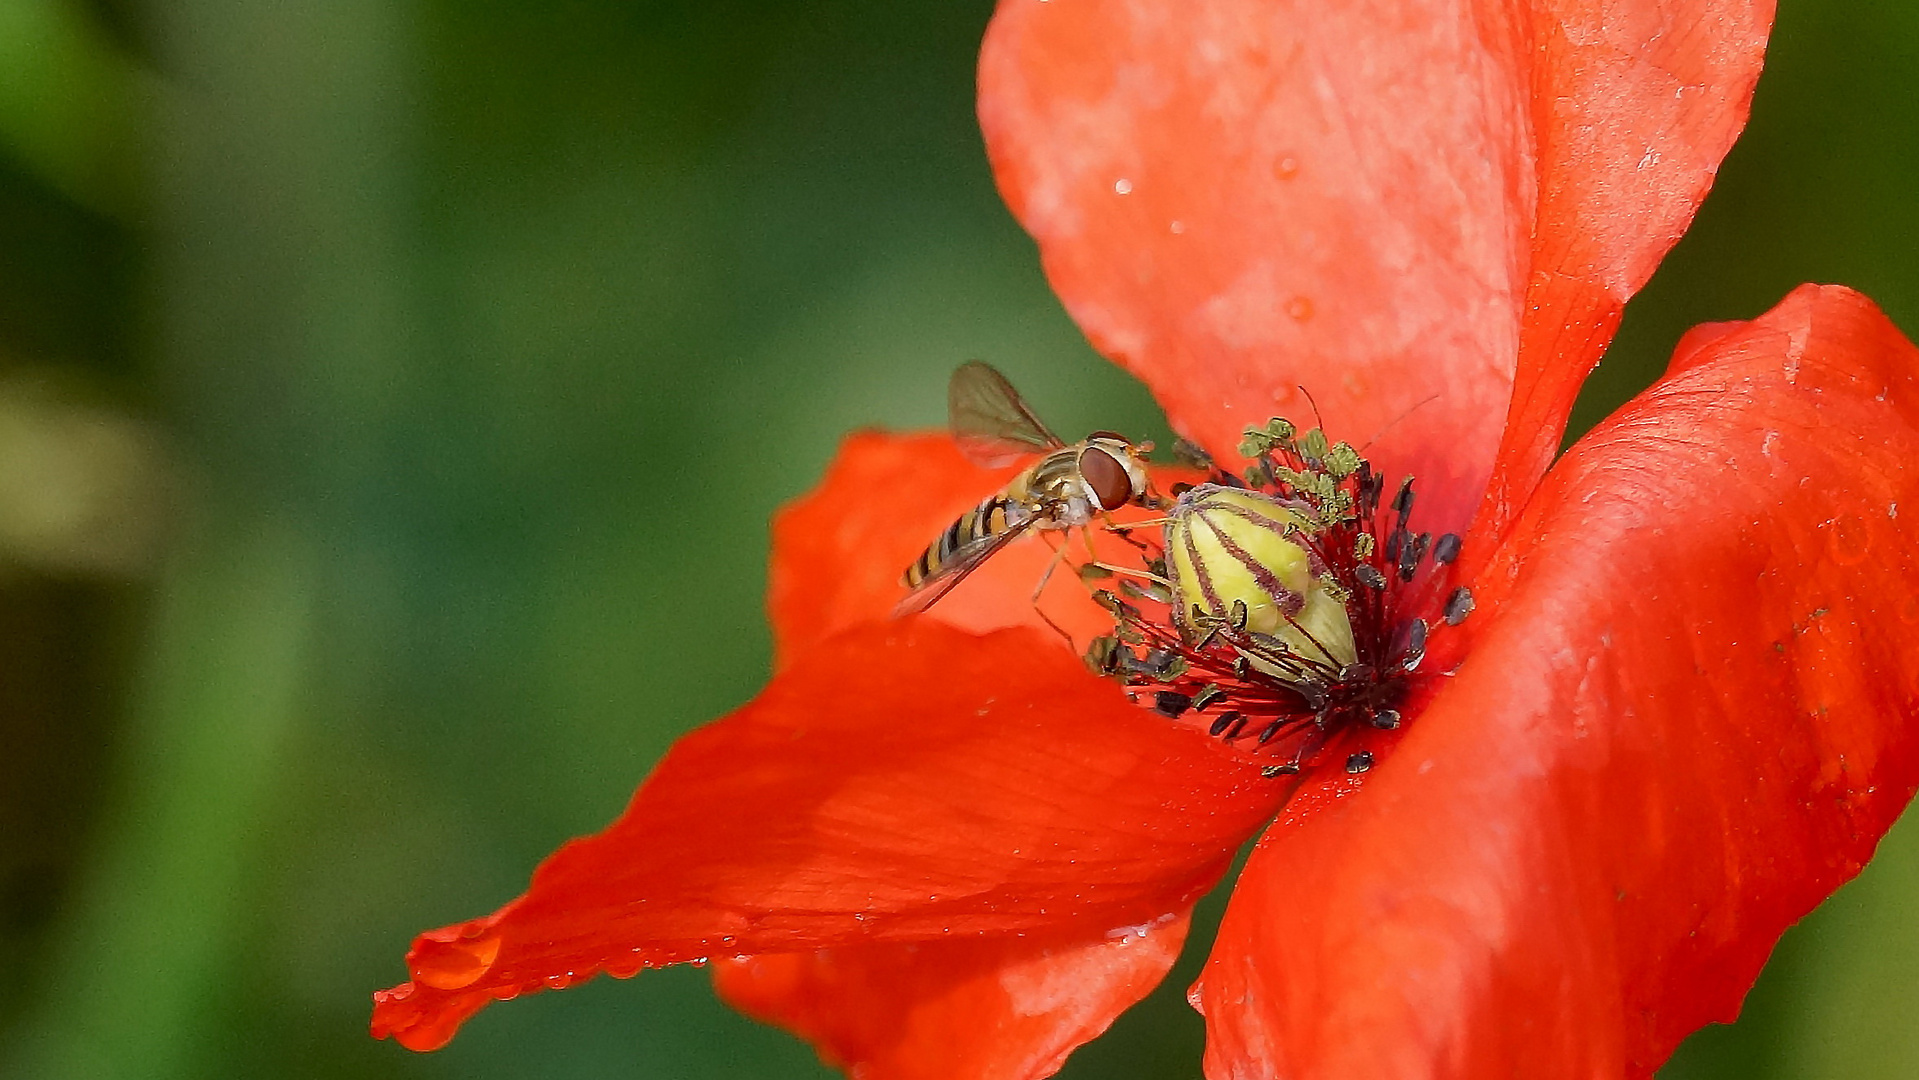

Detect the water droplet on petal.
[
  {"left": 1828, "top": 512, "right": 1871, "bottom": 566},
  {"left": 1286, "top": 296, "right": 1314, "bottom": 321},
  {"left": 1114, "top": 177, "right": 1133, "bottom": 195},
  {"left": 411, "top": 928, "right": 502, "bottom": 990},
  {"left": 1275, "top": 156, "right": 1300, "bottom": 180}
]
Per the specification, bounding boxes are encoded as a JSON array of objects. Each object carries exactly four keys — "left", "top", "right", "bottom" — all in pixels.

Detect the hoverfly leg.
[
  {"left": 1030, "top": 535, "right": 1077, "bottom": 650},
  {"left": 1087, "top": 562, "right": 1173, "bottom": 587},
  {"left": 1031, "top": 533, "right": 1071, "bottom": 605}
]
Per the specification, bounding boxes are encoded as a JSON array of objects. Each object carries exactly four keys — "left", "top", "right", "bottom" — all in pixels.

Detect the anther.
[
  {"left": 1191, "top": 684, "right": 1229, "bottom": 711},
  {"left": 1371, "top": 708, "right": 1401, "bottom": 730},
  {"left": 1084, "top": 636, "right": 1120, "bottom": 675},
  {"left": 1443, "top": 586, "right": 1476, "bottom": 626},
  {"left": 1208, "top": 710, "right": 1242, "bottom": 737},
  {"left": 1354, "top": 564, "right": 1386, "bottom": 590},
  {"left": 1400, "top": 618, "right": 1428, "bottom": 672},
  {"left": 1172, "top": 438, "right": 1214, "bottom": 471},
  {"left": 1149, "top": 652, "right": 1189, "bottom": 680},
  {"left": 1258, "top": 720, "right": 1284, "bottom": 745},
  {"left": 1262, "top": 763, "right": 1301, "bottom": 778},
  {"left": 1391, "top": 478, "right": 1416, "bottom": 522},
  {"left": 1229, "top": 598, "right": 1249, "bottom": 632},
  {"left": 1155, "top": 691, "right": 1194, "bottom": 718},
  {"left": 1396, "top": 536, "right": 1421, "bottom": 582},
  {"left": 1433, "top": 533, "right": 1463, "bottom": 565},
  {"left": 1223, "top": 715, "right": 1249, "bottom": 740},
  {"left": 1345, "top": 751, "right": 1375, "bottom": 774},
  {"left": 1358, "top": 467, "right": 1384, "bottom": 516}
]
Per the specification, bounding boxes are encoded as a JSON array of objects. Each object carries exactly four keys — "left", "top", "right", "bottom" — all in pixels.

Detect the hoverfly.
[{"left": 896, "top": 361, "right": 1158, "bottom": 617}]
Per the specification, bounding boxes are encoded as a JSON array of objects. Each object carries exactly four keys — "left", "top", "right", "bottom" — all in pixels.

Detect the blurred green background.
[{"left": 0, "top": 0, "right": 1912, "bottom": 1077}]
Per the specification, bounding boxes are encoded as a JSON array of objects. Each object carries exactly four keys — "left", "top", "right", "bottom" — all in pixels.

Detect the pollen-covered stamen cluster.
[{"left": 1082, "top": 419, "right": 1473, "bottom": 778}]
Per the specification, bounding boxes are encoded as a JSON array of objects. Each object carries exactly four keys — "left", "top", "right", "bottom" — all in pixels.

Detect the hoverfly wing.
[
  {"left": 948, "top": 361, "right": 1066, "bottom": 468},
  {"left": 892, "top": 515, "right": 1039, "bottom": 618}
]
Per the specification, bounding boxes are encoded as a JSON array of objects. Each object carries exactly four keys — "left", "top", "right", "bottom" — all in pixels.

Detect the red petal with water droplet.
[
  {"left": 712, "top": 915, "right": 1189, "bottom": 1080},
  {"left": 372, "top": 618, "right": 1285, "bottom": 1052},
  {"left": 1194, "top": 285, "right": 1919, "bottom": 1078},
  {"left": 977, "top": 0, "right": 1770, "bottom": 539}
]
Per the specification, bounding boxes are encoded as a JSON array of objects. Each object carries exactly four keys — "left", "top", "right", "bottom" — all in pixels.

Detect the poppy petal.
[
  {"left": 770, "top": 431, "right": 1130, "bottom": 667},
  {"left": 1473, "top": 0, "right": 1774, "bottom": 549},
  {"left": 712, "top": 914, "right": 1188, "bottom": 1080},
  {"left": 977, "top": 0, "right": 1770, "bottom": 536},
  {"left": 373, "top": 618, "right": 1285, "bottom": 1051},
  {"left": 1193, "top": 285, "right": 1919, "bottom": 1078}
]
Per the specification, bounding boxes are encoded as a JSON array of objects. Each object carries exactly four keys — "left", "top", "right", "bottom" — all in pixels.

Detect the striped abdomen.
[{"left": 902, "top": 495, "right": 1019, "bottom": 589}]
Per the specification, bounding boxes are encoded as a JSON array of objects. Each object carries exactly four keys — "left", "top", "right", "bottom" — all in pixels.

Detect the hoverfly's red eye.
[{"left": 1080, "top": 446, "right": 1134, "bottom": 510}]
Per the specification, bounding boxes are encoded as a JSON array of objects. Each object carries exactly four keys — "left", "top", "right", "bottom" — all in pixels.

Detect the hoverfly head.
[{"left": 1080, "top": 433, "right": 1152, "bottom": 510}]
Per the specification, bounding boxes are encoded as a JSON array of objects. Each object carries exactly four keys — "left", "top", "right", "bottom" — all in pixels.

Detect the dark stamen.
[
  {"left": 1396, "top": 533, "right": 1421, "bottom": 581},
  {"left": 1172, "top": 438, "right": 1214, "bottom": 471},
  {"left": 1354, "top": 564, "right": 1386, "bottom": 590},
  {"left": 1136, "top": 648, "right": 1181, "bottom": 679},
  {"left": 1358, "top": 465, "right": 1383, "bottom": 516},
  {"left": 1434, "top": 533, "right": 1463, "bottom": 564},
  {"left": 1208, "top": 710, "right": 1242, "bottom": 737},
  {"left": 1444, "top": 587, "right": 1476, "bottom": 626},
  {"left": 1084, "top": 636, "right": 1120, "bottom": 674},
  {"left": 1392, "top": 478, "right": 1415, "bottom": 522},
  {"left": 1345, "top": 751, "right": 1375, "bottom": 774},
  {"left": 1400, "top": 618, "right": 1428, "bottom": 672},
  {"left": 1155, "top": 691, "right": 1194, "bottom": 718},
  {"left": 1371, "top": 708, "right": 1401, "bottom": 730}
]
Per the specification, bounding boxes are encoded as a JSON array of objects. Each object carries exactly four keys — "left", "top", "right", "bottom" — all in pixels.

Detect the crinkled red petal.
[
  {"left": 769, "top": 431, "right": 1124, "bottom": 667},
  {"left": 1194, "top": 285, "right": 1919, "bottom": 1078},
  {"left": 713, "top": 913, "right": 1189, "bottom": 1080},
  {"left": 977, "top": 0, "right": 1770, "bottom": 538},
  {"left": 373, "top": 619, "right": 1285, "bottom": 1051},
  {"left": 1471, "top": 0, "right": 1774, "bottom": 556}
]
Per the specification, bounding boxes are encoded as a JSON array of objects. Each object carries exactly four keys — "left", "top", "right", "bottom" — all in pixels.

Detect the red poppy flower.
[{"left": 373, "top": 0, "right": 1919, "bottom": 1076}]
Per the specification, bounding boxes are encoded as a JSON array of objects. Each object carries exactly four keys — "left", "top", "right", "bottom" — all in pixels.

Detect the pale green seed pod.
[{"left": 1165, "top": 484, "right": 1356, "bottom": 673}]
